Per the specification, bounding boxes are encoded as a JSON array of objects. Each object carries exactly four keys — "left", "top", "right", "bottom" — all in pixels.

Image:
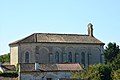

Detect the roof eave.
[
  {"left": 20, "top": 70, "right": 82, "bottom": 73},
  {"left": 9, "top": 42, "right": 105, "bottom": 45}
]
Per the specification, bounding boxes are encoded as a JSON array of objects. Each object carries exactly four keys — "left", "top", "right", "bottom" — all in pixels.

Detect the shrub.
[{"left": 0, "top": 72, "right": 18, "bottom": 77}]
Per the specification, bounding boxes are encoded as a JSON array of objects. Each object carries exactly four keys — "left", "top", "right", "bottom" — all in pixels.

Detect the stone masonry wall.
[
  {"left": 10, "top": 45, "right": 18, "bottom": 65},
  {"left": 18, "top": 43, "right": 104, "bottom": 67}
]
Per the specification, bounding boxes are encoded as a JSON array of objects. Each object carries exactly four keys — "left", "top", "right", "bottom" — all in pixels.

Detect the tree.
[
  {"left": 72, "top": 64, "right": 112, "bottom": 80},
  {"left": 104, "top": 42, "right": 120, "bottom": 70},
  {"left": 111, "top": 53, "right": 120, "bottom": 70},
  {"left": 104, "top": 42, "right": 120, "bottom": 63},
  {"left": 0, "top": 53, "right": 10, "bottom": 63},
  {"left": 73, "top": 42, "right": 120, "bottom": 80},
  {"left": 72, "top": 64, "right": 95, "bottom": 80},
  {"left": 112, "top": 69, "right": 120, "bottom": 80},
  {"left": 99, "top": 64, "right": 112, "bottom": 80}
]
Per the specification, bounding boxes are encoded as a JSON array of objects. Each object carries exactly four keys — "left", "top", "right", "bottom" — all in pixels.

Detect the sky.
[{"left": 0, "top": 0, "right": 120, "bottom": 55}]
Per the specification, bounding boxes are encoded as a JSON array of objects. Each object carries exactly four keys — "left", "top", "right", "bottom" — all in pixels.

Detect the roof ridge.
[
  {"left": 9, "top": 33, "right": 105, "bottom": 45},
  {"left": 34, "top": 33, "right": 88, "bottom": 36}
]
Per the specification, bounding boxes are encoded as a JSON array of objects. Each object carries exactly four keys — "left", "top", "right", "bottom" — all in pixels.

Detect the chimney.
[
  {"left": 35, "top": 62, "right": 40, "bottom": 70},
  {"left": 87, "top": 23, "right": 93, "bottom": 37}
]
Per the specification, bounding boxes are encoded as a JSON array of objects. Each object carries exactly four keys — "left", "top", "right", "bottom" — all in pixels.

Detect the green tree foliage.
[
  {"left": 112, "top": 69, "right": 120, "bottom": 80},
  {"left": 104, "top": 42, "right": 120, "bottom": 70},
  {"left": 84, "top": 64, "right": 101, "bottom": 80},
  {"left": 0, "top": 53, "right": 10, "bottom": 63},
  {"left": 0, "top": 72, "right": 18, "bottom": 77},
  {"left": 73, "top": 42, "right": 120, "bottom": 80},
  {"left": 104, "top": 42, "right": 120, "bottom": 63},
  {"left": 72, "top": 64, "right": 100, "bottom": 80},
  {"left": 99, "top": 64, "right": 112, "bottom": 80},
  {"left": 72, "top": 64, "right": 112, "bottom": 80},
  {"left": 111, "top": 53, "right": 120, "bottom": 70}
]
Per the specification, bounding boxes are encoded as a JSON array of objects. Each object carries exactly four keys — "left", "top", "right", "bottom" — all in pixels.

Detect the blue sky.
[{"left": 0, "top": 0, "right": 120, "bottom": 55}]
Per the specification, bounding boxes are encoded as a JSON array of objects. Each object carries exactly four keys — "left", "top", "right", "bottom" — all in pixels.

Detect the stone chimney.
[
  {"left": 35, "top": 62, "right": 40, "bottom": 70},
  {"left": 87, "top": 23, "right": 93, "bottom": 37}
]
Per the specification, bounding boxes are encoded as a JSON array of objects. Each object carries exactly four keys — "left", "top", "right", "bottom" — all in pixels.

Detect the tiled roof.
[
  {"left": 9, "top": 33, "right": 104, "bottom": 45},
  {"left": 2, "top": 65, "right": 16, "bottom": 72},
  {"left": 20, "top": 63, "right": 35, "bottom": 72},
  {"left": 40, "top": 63, "right": 82, "bottom": 71},
  {"left": 19, "top": 63, "right": 83, "bottom": 72}
]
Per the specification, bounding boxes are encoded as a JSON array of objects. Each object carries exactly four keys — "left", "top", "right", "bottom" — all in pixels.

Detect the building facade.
[
  {"left": 9, "top": 23, "right": 104, "bottom": 67},
  {"left": 9, "top": 23, "right": 105, "bottom": 80},
  {"left": 19, "top": 63, "right": 82, "bottom": 80}
]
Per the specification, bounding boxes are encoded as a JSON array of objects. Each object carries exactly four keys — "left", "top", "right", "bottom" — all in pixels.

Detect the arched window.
[
  {"left": 25, "top": 52, "right": 29, "bottom": 63},
  {"left": 55, "top": 51, "right": 59, "bottom": 63},
  {"left": 49, "top": 53, "right": 53, "bottom": 63},
  {"left": 39, "top": 47, "right": 49, "bottom": 63},
  {"left": 68, "top": 52, "right": 72, "bottom": 63},
  {"left": 81, "top": 52, "right": 85, "bottom": 66},
  {"left": 75, "top": 53, "right": 79, "bottom": 63},
  {"left": 63, "top": 53, "right": 67, "bottom": 63}
]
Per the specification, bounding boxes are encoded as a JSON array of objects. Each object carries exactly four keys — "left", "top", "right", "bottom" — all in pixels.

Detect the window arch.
[
  {"left": 81, "top": 52, "right": 85, "bottom": 66},
  {"left": 75, "top": 53, "right": 79, "bottom": 63},
  {"left": 49, "top": 53, "right": 53, "bottom": 63},
  {"left": 68, "top": 52, "right": 72, "bottom": 63},
  {"left": 55, "top": 51, "right": 59, "bottom": 63},
  {"left": 39, "top": 47, "right": 49, "bottom": 63},
  {"left": 25, "top": 51, "right": 29, "bottom": 63}
]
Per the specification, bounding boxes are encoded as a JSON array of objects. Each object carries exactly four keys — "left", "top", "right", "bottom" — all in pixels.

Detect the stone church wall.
[
  {"left": 10, "top": 45, "right": 19, "bottom": 65},
  {"left": 20, "top": 72, "right": 71, "bottom": 80},
  {"left": 17, "top": 43, "right": 103, "bottom": 67}
]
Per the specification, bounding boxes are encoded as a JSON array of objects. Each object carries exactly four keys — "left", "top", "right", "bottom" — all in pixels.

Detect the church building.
[{"left": 9, "top": 23, "right": 105, "bottom": 80}]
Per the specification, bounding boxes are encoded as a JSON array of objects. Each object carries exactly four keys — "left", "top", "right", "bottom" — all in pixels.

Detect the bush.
[{"left": 0, "top": 72, "right": 18, "bottom": 77}]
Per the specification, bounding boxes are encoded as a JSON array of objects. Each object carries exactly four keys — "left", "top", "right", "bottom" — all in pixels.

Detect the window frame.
[
  {"left": 25, "top": 51, "right": 29, "bottom": 63},
  {"left": 49, "top": 53, "right": 53, "bottom": 63},
  {"left": 68, "top": 52, "right": 72, "bottom": 63},
  {"left": 81, "top": 52, "right": 85, "bottom": 66},
  {"left": 55, "top": 51, "right": 59, "bottom": 63},
  {"left": 75, "top": 53, "right": 79, "bottom": 63}
]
